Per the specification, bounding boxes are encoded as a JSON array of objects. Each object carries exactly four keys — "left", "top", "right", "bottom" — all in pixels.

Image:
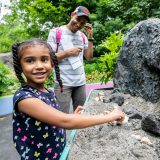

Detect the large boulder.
[
  {"left": 0, "top": 52, "right": 13, "bottom": 69},
  {"left": 114, "top": 18, "right": 160, "bottom": 103}
]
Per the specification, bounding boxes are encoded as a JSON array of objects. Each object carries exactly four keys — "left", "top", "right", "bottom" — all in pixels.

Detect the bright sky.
[{"left": 0, "top": 0, "right": 11, "bottom": 20}]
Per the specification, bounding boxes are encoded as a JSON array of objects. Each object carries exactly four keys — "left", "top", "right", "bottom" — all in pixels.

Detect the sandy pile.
[{"left": 67, "top": 89, "right": 160, "bottom": 160}]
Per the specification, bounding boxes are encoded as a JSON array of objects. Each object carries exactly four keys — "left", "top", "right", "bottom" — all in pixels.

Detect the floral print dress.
[{"left": 13, "top": 85, "right": 66, "bottom": 160}]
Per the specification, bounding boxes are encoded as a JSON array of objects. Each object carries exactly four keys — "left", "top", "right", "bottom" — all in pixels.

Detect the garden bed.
[{"left": 65, "top": 89, "right": 160, "bottom": 160}]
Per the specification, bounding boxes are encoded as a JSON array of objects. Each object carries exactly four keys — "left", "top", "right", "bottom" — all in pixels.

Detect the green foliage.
[
  {"left": 93, "top": 0, "right": 160, "bottom": 56},
  {"left": 0, "top": 37, "right": 12, "bottom": 53},
  {"left": 98, "top": 51, "right": 118, "bottom": 83},
  {"left": 1, "top": 0, "right": 160, "bottom": 54},
  {"left": 0, "top": 62, "right": 19, "bottom": 96},
  {"left": 1, "top": 0, "right": 160, "bottom": 82},
  {"left": 45, "top": 70, "right": 54, "bottom": 88},
  {"left": 84, "top": 58, "right": 104, "bottom": 83},
  {"left": 9, "top": 0, "right": 66, "bottom": 38},
  {"left": 85, "top": 63, "right": 97, "bottom": 74},
  {"left": 96, "top": 0, "right": 160, "bottom": 25},
  {"left": 98, "top": 32, "right": 124, "bottom": 83},
  {"left": 86, "top": 70, "right": 102, "bottom": 83},
  {"left": 9, "top": 0, "right": 97, "bottom": 39},
  {"left": 100, "top": 32, "right": 124, "bottom": 52},
  {"left": 0, "top": 19, "right": 30, "bottom": 52}
]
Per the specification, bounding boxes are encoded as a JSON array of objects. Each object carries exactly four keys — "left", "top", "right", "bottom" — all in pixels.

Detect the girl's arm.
[{"left": 18, "top": 98, "right": 125, "bottom": 129}]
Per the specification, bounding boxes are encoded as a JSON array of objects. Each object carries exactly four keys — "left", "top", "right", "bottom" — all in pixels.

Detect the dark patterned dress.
[{"left": 13, "top": 85, "right": 66, "bottom": 160}]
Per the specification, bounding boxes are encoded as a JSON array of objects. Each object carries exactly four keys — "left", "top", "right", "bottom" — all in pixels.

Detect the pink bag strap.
[
  {"left": 55, "top": 28, "right": 85, "bottom": 53},
  {"left": 55, "top": 27, "right": 62, "bottom": 53},
  {"left": 79, "top": 31, "right": 85, "bottom": 44}
]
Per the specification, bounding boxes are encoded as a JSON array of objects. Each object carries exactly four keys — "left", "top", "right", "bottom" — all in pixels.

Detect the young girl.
[{"left": 12, "top": 39, "right": 125, "bottom": 160}]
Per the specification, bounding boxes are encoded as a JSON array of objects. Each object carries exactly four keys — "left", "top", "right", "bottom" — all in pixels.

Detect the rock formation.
[{"left": 114, "top": 18, "right": 160, "bottom": 103}]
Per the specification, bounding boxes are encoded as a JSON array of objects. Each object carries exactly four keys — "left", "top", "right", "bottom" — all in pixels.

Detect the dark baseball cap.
[{"left": 74, "top": 6, "right": 90, "bottom": 21}]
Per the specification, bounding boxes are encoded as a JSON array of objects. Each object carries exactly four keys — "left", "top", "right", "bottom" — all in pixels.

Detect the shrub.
[
  {"left": 85, "top": 70, "right": 102, "bottom": 83},
  {"left": 0, "top": 38, "right": 12, "bottom": 53},
  {"left": 0, "top": 22, "right": 30, "bottom": 53},
  {"left": 0, "top": 62, "right": 19, "bottom": 96},
  {"left": 45, "top": 70, "right": 54, "bottom": 88},
  {"left": 98, "top": 32, "right": 124, "bottom": 83},
  {"left": 85, "top": 63, "right": 97, "bottom": 74}
]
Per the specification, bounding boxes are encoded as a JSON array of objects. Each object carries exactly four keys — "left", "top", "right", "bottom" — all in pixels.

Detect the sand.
[{"left": 67, "top": 89, "right": 160, "bottom": 160}]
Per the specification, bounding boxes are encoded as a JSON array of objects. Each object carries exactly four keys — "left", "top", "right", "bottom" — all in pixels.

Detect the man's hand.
[
  {"left": 66, "top": 47, "right": 82, "bottom": 57},
  {"left": 84, "top": 23, "right": 93, "bottom": 39}
]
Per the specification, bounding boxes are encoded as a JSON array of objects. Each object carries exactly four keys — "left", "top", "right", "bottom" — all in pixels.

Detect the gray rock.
[
  {"left": 0, "top": 52, "right": 13, "bottom": 69},
  {"left": 108, "top": 94, "right": 124, "bottom": 106},
  {"left": 141, "top": 114, "right": 160, "bottom": 136},
  {"left": 114, "top": 18, "right": 160, "bottom": 103}
]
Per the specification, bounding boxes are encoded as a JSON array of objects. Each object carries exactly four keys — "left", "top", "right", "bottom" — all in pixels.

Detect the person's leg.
[
  {"left": 72, "top": 85, "right": 86, "bottom": 111},
  {"left": 54, "top": 83, "right": 72, "bottom": 113}
]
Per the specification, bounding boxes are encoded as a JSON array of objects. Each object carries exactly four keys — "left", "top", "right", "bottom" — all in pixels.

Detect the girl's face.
[
  {"left": 20, "top": 45, "right": 52, "bottom": 88},
  {"left": 69, "top": 13, "right": 87, "bottom": 33}
]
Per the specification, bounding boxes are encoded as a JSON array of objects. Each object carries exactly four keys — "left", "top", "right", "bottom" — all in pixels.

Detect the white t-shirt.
[{"left": 47, "top": 25, "right": 88, "bottom": 86}]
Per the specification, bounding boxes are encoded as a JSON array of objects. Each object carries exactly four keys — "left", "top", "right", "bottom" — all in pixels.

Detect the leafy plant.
[
  {"left": 86, "top": 70, "right": 102, "bottom": 83},
  {"left": 0, "top": 21, "right": 30, "bottom": 53},
  {"left": 45, "top": 70, "right": 54, "bottom": 88},
  {"left": 85, "top": 63, "right": 97, "bottom": 74},
  {"left": 0, "top": 62, "right": 19, "bottom": 96},
  {"left": 98, "top": 32, "right": 124, "bottom": 83},
  {"left": 84, "top": 58, "right": 103, "bottom": 83}
]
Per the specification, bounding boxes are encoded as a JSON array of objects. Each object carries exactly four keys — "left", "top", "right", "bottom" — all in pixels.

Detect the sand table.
[{"left": 67, "top": 89, "right": 160, "bottom": 160}]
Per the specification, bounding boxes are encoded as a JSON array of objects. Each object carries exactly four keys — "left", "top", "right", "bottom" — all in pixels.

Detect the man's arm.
[
  {"left": 83, "top": 23, "right": 94, "bottom": 61},
  {"left": 84, "top": 40, "right": 93, "bottom": 61}
]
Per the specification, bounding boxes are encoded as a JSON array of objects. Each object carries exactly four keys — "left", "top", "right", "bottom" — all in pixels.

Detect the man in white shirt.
[{"left": 47, "top": 6, "right": 94, "bottom": 113}]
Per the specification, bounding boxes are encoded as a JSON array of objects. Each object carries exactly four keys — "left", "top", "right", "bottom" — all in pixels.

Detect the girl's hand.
[
  {"left": 108, "top": 109, "right": 125, "bottom": 122},
  {"left": 74, "top": 106, "right": 83, "bottom": 114}
]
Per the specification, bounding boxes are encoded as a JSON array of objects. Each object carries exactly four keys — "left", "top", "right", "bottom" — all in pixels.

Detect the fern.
[{"left": 98, "top": 32, "right": 124, "bottom": 83}]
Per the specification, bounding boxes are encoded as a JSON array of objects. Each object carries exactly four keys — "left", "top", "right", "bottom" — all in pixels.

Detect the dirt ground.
[{"left": 67, "top": 89, "right": 160, "bottom": 160}]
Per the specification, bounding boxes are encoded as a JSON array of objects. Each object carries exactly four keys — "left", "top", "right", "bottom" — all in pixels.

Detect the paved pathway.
[{"left": 0, "top": 116, "right": 19, "bottom": 160}]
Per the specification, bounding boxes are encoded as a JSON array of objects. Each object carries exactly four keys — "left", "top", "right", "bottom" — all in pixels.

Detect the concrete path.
[{"left": 0, "top": 116, "right": 19, "bottom": 160}]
